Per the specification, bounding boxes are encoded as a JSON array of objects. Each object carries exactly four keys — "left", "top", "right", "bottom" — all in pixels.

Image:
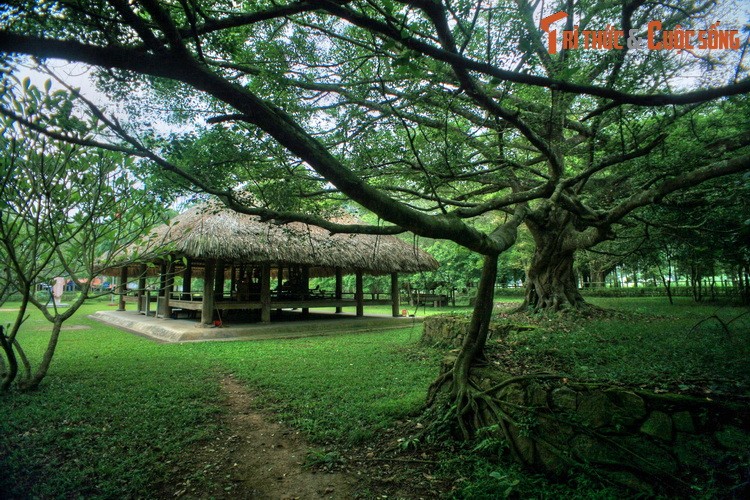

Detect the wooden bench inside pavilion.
[{"left": 107, "top": 203, "right": 439, "bottom": 326}]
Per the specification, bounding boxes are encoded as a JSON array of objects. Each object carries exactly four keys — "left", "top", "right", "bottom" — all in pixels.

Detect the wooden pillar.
[
  {"left": 355, "top": 270, "right": 364, "bottom": 317},
  {"left": 159, "top": 260, "right": 167, "bottom": 297},
  {"left": 301, "top": 266, "right": 310, "bottom": 296},
  {"left": 276, "top": 265, "right": 284, "bottom": 314},
  {"left": 202, "top": 259, "right": 216, "bottom": 326},
  {"left": 260, "top": 263, "right": 271, "bottom": 323},
  {"left": 302, "top": 265, "right": 310, "bottom": 315},
  {"left": 335, "top": 267, "right": 343, "bottom": 314},
  {"left": 214, "top": 260, "right": 225, "bottom": 302},
  {"left": 183, "top": 259, "right": 192, "bottom": 299},
  {"left": 390, "top": 272, "right": 400, "bottom": 317},
  {"left": 117, "top": 266, "right": 128, "bottom": 311},
  {"left": 163, "top": 260, "right": 174, "bottom": 319},
  {"left": 157, "top": 259, "right": 167, "bottom": 318},
  {"left": 230, "top": 265, "right": 237, "bottom": 300},
  {"left": 137, "top": 264, "right": 147, "bottom": 314}
]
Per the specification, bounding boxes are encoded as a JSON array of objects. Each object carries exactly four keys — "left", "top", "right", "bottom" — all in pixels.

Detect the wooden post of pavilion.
[
  {"left": 159, "top": 260, "right": 167, "bottom": 297},
  {"left": 355, "top": 270, "right": 364, "bottom": 317},
  {"left": 214, "top": 260, "right": 226, "bottom": 302},
  {"left": 230, "top": 265, "right": 237, "bottom": 300},
  {"left": 276, "top": 265, "right": 283, "bottom": 315},
  {"left": 163, "top": 259, "right": 174, "bottom": 319},
  {"left": 260, "top": 263, "right": 271, "bottom": 323},
  {"left": 117, "top": 266, "right": 128, "bottom": 311},
  {"left": 335, "top": 267, "right": 343, "bottom": 314},
  {"left": 390, "top": 272, "right": 400, "bottom": 317},
  {"left": 201, "top": 259, "right": 216, "bottom": 326},
  {"left": 137, "top": 264, "right": 147, "bottom": 314},
  {"left": 157, "top": 260, "right": 168, "bottom": 318},
  {"left": 301, "top": 265, "right": 310, "bottom": 316},
  {"left": 183, "top": 259, "right": 192, "bottom": 299}
]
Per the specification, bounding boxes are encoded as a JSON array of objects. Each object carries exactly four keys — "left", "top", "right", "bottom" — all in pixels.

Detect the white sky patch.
[{"left": 11, "top": 58, "right": 198, "bottom": 136}]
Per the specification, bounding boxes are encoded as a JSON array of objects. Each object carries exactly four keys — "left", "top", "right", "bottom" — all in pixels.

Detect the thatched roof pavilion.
[
  {"left": 109, "top": 203, "right": 439, "bottom": 325},
  {"left": 124, "top": 203, "right": 438, "bottom": 275}
]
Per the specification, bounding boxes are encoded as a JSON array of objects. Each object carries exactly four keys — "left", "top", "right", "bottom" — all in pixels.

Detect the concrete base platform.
[{"left": 90, "top": 309, "right": 423, "bottom": 343}]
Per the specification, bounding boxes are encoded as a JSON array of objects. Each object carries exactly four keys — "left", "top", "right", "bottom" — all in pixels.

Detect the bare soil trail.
[
  {"left": 166, "top": 376, "right": 358, "bottom": 499},
  {"left": 163, "top": 375, "right": 444, "bottom": 499}
]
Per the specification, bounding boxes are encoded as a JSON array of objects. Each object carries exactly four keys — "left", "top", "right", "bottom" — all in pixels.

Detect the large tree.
[{"left": 1, "top": 0, "right": 749, "bottom": 426}]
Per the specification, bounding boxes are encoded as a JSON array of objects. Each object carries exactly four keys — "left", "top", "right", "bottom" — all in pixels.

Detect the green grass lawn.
[
  {"left": 1, "top": 296, "right": 748, "bottom": 498},
  {"left": 0, "top": 303, "right": 224, "bottom": 497},
  {"left": 493, "top": 296, "right": 750, "bottom": 392},
  {"left": 0, "top": 301, "right": 439, "bottom": 498},
  {"left": 314, "top": 302, "right": 478, "bottom": 317}
]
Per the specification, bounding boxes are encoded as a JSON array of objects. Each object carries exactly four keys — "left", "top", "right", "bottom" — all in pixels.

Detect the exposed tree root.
[
  {"left": 424, "top": 362, "right": 534, "bottom": 459},
  {"left": 512, "top": 300, "right": 613, "bottom": 320},
  {"left": 421, "top": 362, "right": 693, "bottom": 495},
  {"left": 420, "top": 252, "right": 693, "bottom": 493},
  {"left": 689, "top": 310, "right": 750, "bottom": 340}
]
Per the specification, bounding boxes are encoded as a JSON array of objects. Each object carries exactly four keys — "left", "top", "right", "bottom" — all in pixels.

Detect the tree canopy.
[{"left": 2, "top": 1, "right": 747, "bottom": 255}]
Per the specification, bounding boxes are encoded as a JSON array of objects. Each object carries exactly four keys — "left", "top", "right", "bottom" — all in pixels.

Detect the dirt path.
[
  {"left": 168, "top": 376, "right": 358, "bottom": 499},
  {"left": 221, "top": 376, "right": 357, "bottom": 499}
]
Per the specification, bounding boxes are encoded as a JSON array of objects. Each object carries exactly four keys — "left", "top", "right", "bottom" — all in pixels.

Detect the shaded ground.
[
  {"left": 148, "top": 300, "right": 750, "bottom": 498},
  {"left": 162, "top": 376, "right": 447, "bottom": 499},
  {"left": 485, "top": 302, "right": 750, "bottom": 399},
  {"left": 162, "top": 376, "right": 356, "bottom": 499}
]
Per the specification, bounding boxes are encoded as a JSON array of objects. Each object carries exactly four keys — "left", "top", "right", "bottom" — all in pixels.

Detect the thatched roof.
[{"left": 112, "top": 203, "right": 439, "bottom": 276}]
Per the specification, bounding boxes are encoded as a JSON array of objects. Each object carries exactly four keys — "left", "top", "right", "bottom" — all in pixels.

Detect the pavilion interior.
[{"left": 115, "top": 257, "right": 403, "bottom": 326}]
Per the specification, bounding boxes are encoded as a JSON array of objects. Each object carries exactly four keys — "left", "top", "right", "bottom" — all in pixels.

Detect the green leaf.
[{"left": 382, "top": 39, "right": 397, "bottom": 52}]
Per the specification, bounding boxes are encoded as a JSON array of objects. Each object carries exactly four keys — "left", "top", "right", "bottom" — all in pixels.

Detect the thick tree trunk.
[
  {"left": 524, "top": 246, "right": 586, "bottom": 311},
  {"left": 452, "top": 255, "right": 497, "bottom": 380},
  {"left": 591, "top": 269, "right": 607, "bottom": 287},
  {"left": 520, "top": 211, "right": 594, "bottom": 312},
  {"left": 426, "top": 254, "right": 498, "bottom": 438}
]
